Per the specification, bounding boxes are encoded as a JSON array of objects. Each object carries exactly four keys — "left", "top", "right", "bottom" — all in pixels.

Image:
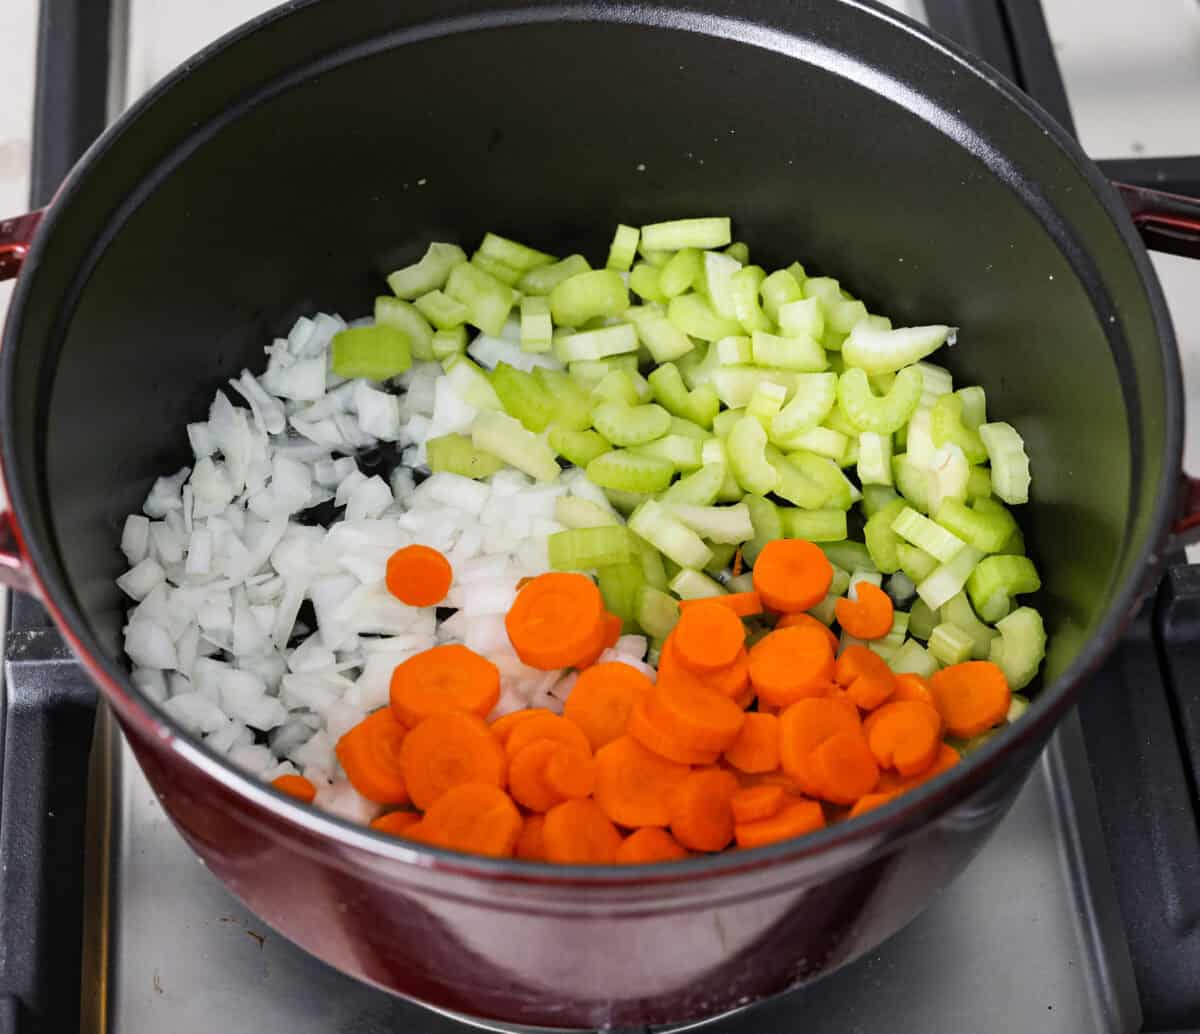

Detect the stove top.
[{"left": 2, "top": 2, "right": 1199, "bottom": 1032}]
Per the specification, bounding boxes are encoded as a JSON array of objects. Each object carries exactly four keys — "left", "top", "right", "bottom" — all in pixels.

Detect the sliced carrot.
[
  {"left": 673, "top": 601, "right": 746, "bottom": 673},
  {"left": 575, "top": 611, "right": 624, "bottom": 669},
  {"left": 847, "top": 791, "right": 899, "bottom": 819},
  {"left": 863, "top": 700, "right": 943, "bottom": 777},
  {"left": 734, "top": 799, "right": 825, "bottom": 849},
  {"left": 385, "top": 544, "right": 453, "bottom": 607},
  {"left": 928, "top": 660, "right": 1012, "bottom": 738},
  {"left": 508, "top": 739, "right": 567, "bottom": 812},
  {"left": 370, "top": 810, "right": 421, "bottom": 835},
  {"left": 723, "top": 712, "right": 780, "bottom": 774},
  {"left": 505, "top": 713, "right": 592, "bottom": 760},
  {"left": 489, "top": 707, "right": 551, "bottom": 746},
  {"left": 734, "top": 685, "right": 756, "bottom": 710},
  {"left": 878, "top": 742, "right": 961, "bottom": 793},
  {"left": 833, "top": 644, "right": 897, "bottom": 711},
  {"left": 419, "top": 783, "right": 523, "bottom": 857},
  {"left": 645, "top": 670, "right": 746, "bottom": 752},
  {"left": 593, "top": 735, "right": 691, "bottom": 828},
  {"left": 563, "top": 662, "right": 650, "bottom": 751},
  {"left": 271, "top": 773, "right": 317, "bottom": 804},
  {"left": 615, "top": 827, "right": 689, "bottom": 864},
  {"left": 335, "top": 708, "right": 409, "bottom": 804},
  {"left": 660, "top": 636, "right": 750, "bottom": 699},
  {"left": 751, "top": 539, "right": 833, "bottom": 613},
  {"left": 390, "top": 643, "right": 500, "bottom": 726},
  {"left": 505, "top": 572, "right": 606, "bottom": 670},
  {"left": 805, "top": 728, "right": 880, "bottom": 805},
  {"left": 731, "top": 784, "right": 786, "bottom": 823},
  {"left": 778, "top": 696, "right": 862, "bottom": 794},
  {"left": 776, "top": 611, "right": 839, "bottom": 654},
  {"left": 516, "top": 814, "right": 547, "bottom": 861},
  {"left": 397, "top": 711, "right": 507, "bottom": 810},
  {"left": 669, "top": 768, "right": 740, "bottom": 852},
  {"left": 543, "top": 746, "right": 597, "bottom": 800},
  {"left": 543, "top": 798, "right": 622, "bottom": 863},
  {"left": 627, "top": 694, "right": 722, "bottom": 765},
  {"left": 891, "top": 673, "right": 936, "bottom": 707},
  {"left": 678, "top": 591, "right": 763, "bottom": 618},
  {"left": 834, "top": 582, "right": 895, "bottom": 640},
  {"left": 748, "top": 625, "right": 836, "bottom": 707}
]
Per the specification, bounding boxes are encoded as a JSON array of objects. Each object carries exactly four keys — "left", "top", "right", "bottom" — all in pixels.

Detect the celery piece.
[
  {"left": 896, "top": 542, "right": 939, "bottom": 584},
  {"left": 387, "top": 242, "right": 467, "bottom": 299},
  {"left": 629, "top": 262, "right": 666, "bottom": 303},
  {"left": 967, "top": 555, "right": 1040, "bottom": 623},
  {"left": 606, "top": 488, "right": 650, "bottom": 515},
  {"left": 782, "top": 426, "right": 848, "bottom": 462},
  {"left": 668, "top": 293, "right": 744, "bottom": 342},
  {"left": 646, "top": 363, "right": 718, "bottom": 429},
  {"left": 862, "top": 484, "right": 901, "bottom": 518},
  {"left": 375, "top": 296, "right": 435, "bottom": 361},
  {"left": 713, "top": 408, "right": 744, "bottom": 438},
  {"left": 665, "top": 502, "right": 754, "bottom": 544},
  {"left": 726, "top": 572, "right": 755, "bottom": 595},
  {"left": 491, "top": 363, "right": 557, "bottom": 431},
  {"left": 711, "top": 367, "right": 801, "bottom": 409},
  {"left": 704, "top": 541, "right": 738, "bottom": 575},
  {"left": 828, "top": 565, "right": 852, "bottom": 598},
  {"left": 728, "top": 416, "right": 779, "bottom": 496},
  {"left": 555, "top": 495, "right": 620, "bottom": 529},
  {"left": 705, "top": 251, "right": 743, "bottom": 319},
  {"left": 927, "top": 443, "right": 971, "bottom": 515},
  {"left": 630, "top": 499, "right": 713, "bottom": 570},
  {"left": 869, "top": 371, "right": 897, "bottom": 394},
  {"left": 478, "top": 232, "right": 554, "bottom": 273},
  {"left": 519, "top": 254, "right": 591, "bottom": 296},
  {"left": 892, "top": 506, "right": 966, "bottom": 563},
  {"left": 669, "top": 416, "right": 709, "bottom": 439},
  {"left": 549, "top": 426, "right": 611, "bottom": 467},
  {"left": 549, "top": 526, "right": 633, "bottom": 571},
  {"left": 641, "top": 217, "right": 732, "bottom": 252},
  {"left": 931, "top": 393, "right": 988, "bottom": 464},
  {"left": 638, "top": 240, "right": 671, "bottom": 266},
  {"left": 627, "top": 308, "right": 695, "bottom": 363},
  {"left": 809, "top": 594, "right": 839, "bottom": 625},
  {"left": 830, "top": 299, "right": 868, "bottom": 335},
  {"left": 597, "top": 561, "right": 645, "bottom": 625},
  {"left": 858, "top": 431, "right": 894, "bottom": 486},
  {"left": 331, "top": 325, "right": 412, "bottom": 380},
  {"left": 591, "top": 369, "right": 643, "bottom": 407},
  {"left": 771, "top": 372, "right": 838, "bottom": 439},
  {"left": 803, "top": 276, "right": 840, "bottom": 310},
  {"left": 940, "top": 591, "right": 997, "bottom": 660},
  {"left": 914, "top": 361, "right": 953, "bottom": 407},
  {"left": 935, "top": 497, "right": 1017, "bottom": 554},
  {"left": 637, "top": 585, "right": 680, "bottom": 639},
  {"left": 472, "top": 410, "right": 560, "bottom": 482},
  {"left": 534, "top": 368, "right": 593, "bottom": 431},
  {"left": 761, "top": 269, "right": 805, "bottom": 324},
  {"left": 765, "top": 448, "right": 828, "bottom": 509},
  {"left": 443, "top": 355, "right": 502, "bottom": 410},
  {"left": 905, "top": 406, "right": 937, "bottom": 469},
  {"left": 998, "top": 525, "right": 1026, "bottom": 556},
  {"left": 838, "top": 366, "right": 922, "bottom": 434},
  {"left": 741, "top": 495, "right": 783, "bottom": 565},
  {"left": 519, "top": 296, "right": 554, "bottom": 353},
  {"left": 891, "top": 639, "right": 939, "bottom": 678},
  {"left": 819, "top": 540, "right": 874, "bottom": 573},
  {"left": 632, "top": 434, "right": 704, "bottom": 472},
  {"left": 893, "top": 453, "right": 933, "bottom": 512},
  {"left": 908, "top": 598, "right": 938, "bottom": 640},
  {"left": 787, "top": 450, "right": 855, "bottom": 510},
  {"left": 886, "top": 571, "right": 918, "bottom": 607},
  {"left": 729, "top": 265, "right": 772, "bottom": 334},
  {"left": 929, "top": 622, "right": 975, "bottom": 666},
  {"left": 587, "top": 450, "right": 674, "bottom": 494},
  {"left": 916, "top": 546, "right": 984, "bottom": 611},
  {"left": 549, "top": 269, "right": 630, "bottom": 327},
  {"left": 782, "top": 507, "right": 847, "bottom": 542},
  {"left": 865, "top": 499, "right": 908, "bottom": 573},
  {"left": 606, "top": 225, "right": 640, "bottom": 272},
  {"left": 842, "top": 323, "right": 953, "bottom": 375},
  {"left": 426, "top": 433, "right": 506, "bottom": 479},
  {"left": 778, "top": 297, "right": 825, "bottom": 340},
  {"left": 446, "top": 263, "right": 516, "bottom": 337},
  {"left": 979, "top": 422, "right": 1031, "bottom": 505},
  {"left": 661, "top": 463, "right": 725, "bottom": 506},
  {"left": 433, "top": 326, "right": 468, "bottom": 360},
  {"left": 592, "top": 401, "right": 671, "bottom": 447},
  {"left": 716, "top": 335, "right": 754, "bottom": 366},
  {"left": 569, "top": 354, "right": 638, "bottom": 389},
  {"left": 669, "top": 568, "right": 726, "bottom": 600},
  {"left": 1007, "top": 694, "right": 1030, "bottom": 722},
  {"left": 414, "top": 289, "right": 469, "bottom": 331},
  {"left": 635, "top": 537, "right": 670, "bottom": 591},
  {"left": 725, "top": 242, "right": 751, "bottom": 264},
  {"left": 956, "top": 385, "right": 987, "bottom": 428},
  {"left": 746, "top": 381, "right": 788, "bottom": 429},
  {"left": 555, "top": 323, "right": 639, "bottom": 363},
  {"left": 751, "top": 330, "right": 827, "bottom": 372},
  {"left": 471, "top": 251, "right": 522, "bottom": 287},
  {"left": 967, "top": 465, "right": 993, "bottom": 501},
  {"left": 989, "top": 607, "right": 1045, "bottom": 690},
  {"left": 659, "top": 248, "right": 703, "bottom": 298},
  {"left": 866, "top": 611, "right": 909, "bottom": 661}
]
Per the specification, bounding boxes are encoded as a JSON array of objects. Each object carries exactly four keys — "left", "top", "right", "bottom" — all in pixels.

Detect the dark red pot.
[{"left": 2, "top": 1, "right": 1199, "bottom": 1028}]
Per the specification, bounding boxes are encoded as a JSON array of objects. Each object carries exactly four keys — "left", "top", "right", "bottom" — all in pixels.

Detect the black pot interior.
[{"left": 4, "top": 0, "right": 1173, "bottom": 711}]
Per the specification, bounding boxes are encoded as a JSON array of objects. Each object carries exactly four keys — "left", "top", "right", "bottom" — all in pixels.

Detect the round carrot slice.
[
  {"left": 271, "top": 773, "right": 317, "bottom": 804},
  {"left": 615, "top": 827, "right": 688, "bottom": 864},
  {"left": 658, "top": 636, "right": 749, "bottom": 699},
  {"left": 863, "top": 700, "right": 943, "bottom": 776},
  {"left": 834, "top": 582, "right": 895, "bottom": 640},
  {"left": 848, "top": 791, "right": 900, "bottom": 818},
  {"left": 420, "top": 783, "right": 522, "bottom": 858},
  {"left": 748, "top": 625, "right": 836, "bottom": 707},
  {"left": 390, "top": 643, "right": 500, "bottom": 726},
  {"left": 505, "top": 713, "right": 592, "bottom": 760},
  {"left": 778, "top": 696, "right": 862, "bottom": 793},
  {"left": 516, "top": 814, "right": 547, "bottom": 861},
  {"left": 878, "top": 742, "right": 961, "bottom": 794},
  {"left": 928, "top": 660, "right": 1012, "bottom": 738},
  {"left": 669, "top": 768, "right": 739, "bottom": 852},
  {"left": 489, "top": 707, "right": 551, "bottom": 746},
  {"left": 627, "top": 694, "right": 722, "bottom": 765},
  {"left": 370, "top": 810, "right": 421, "bottom": 835},
  {"left": 805, "top": 729, "right": 881, "bottom": 805},
  {"left": 679, "top": 591, "right": 763, "bottom": 618},
  {"left": 508, "top": 740, "right": 566, "bottom": 812},
  {"left": 593, "top": 736, "right": 691, "bottom": 828},
  {"left": 398, "top": 711, "right": 507, "bottom": 810},
  {"left": 752, "top": 539, "right": 833, "bottom": 613},
  {"left": 563, "top": 662, "right": 650, "bottom": 751},
  {"left": 335, "top": 708, "right": 409, "bottom": 804},
  {"left": 776, "top": 611, "right": 839, "bottom": 654},
  {"left": 505, "top": 572, "right": 606, "bottom": 670},
  {"left": 833, "top": 644, "right": 897, "bottom": 711},
  {"left": 543, "top": 747, "right": 597, "bottom": 800},
  {"left": 730, "top": 784, "right": 786, "bottom": 824},
  {"left": 574, "top": 612, "right": 624, "bottom": 670},
  {"left": 543, "top": 798, "right": 622, "bottom": 863},
  {"left": 891, "top": 673, "right": 936, "bottom": 707},
  {"left": 734, "top": 799, "right": 825, "bottom": 849},
  {"left": 673, "top": 601, "right": 746, "bottom": 673},
  {"left": 645, "top": 671, "right": 746, "bottom": 752},
  {"left": 723, "top": 711, "right": 780, "bottom": 774},
  {"left": 385, "top": 544, "right": 453, "bottom": 607}
]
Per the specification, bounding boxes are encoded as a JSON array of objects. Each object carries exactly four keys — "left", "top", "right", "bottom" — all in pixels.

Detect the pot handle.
[{"left": 1113, "top": 181, "right": 1200, "bottom": 260}]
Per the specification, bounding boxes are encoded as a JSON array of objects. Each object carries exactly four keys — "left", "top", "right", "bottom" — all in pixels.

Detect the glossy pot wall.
[{"left": 2, "top": 0, "right": 1200, "bottom": 1028}]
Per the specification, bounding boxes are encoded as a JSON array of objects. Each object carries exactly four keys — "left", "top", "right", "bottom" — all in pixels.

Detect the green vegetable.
[
  {"left": 606, "top": 225, "right": 640, "bottom": 272},
  {"left": 665, "top": 502, "right": 755, "bottom": 544},
  {"left": 935, "top": 497, "right": 1018, "bottom": 554},
  {"left": 967, "top": 554, "right": 1041, "bottom": 623},
  {"left": 548, "top": 270, "right": 629, "bottom": 327},
  {"left": 548, "top": 427, "right": 610, "bottom": 467},
  {"left": 432, "top": 326, "right": 468, "bottom": 359},
  {"left": 929, "top": 622, "right": 975, "bottom": 666},
  {"left": 491, "top": 363, "right": 557, "bottom": 431},
  {"left": 670, "top": 568, "right": 727, "bottom": 599},
  {"left": 519, "top": 296, "right": 554, "bottom": 353},
  {"left": 661, "top": 464, "right": 725, "bottom": 506},
  {"left": 587, "top": 450, "right": 674, "bottom": 494},
  {"left": 819, "top": 540, "right": 874, "bottom": 573},
  {"left": 864, "top": 499, "right": 908, "bottom": 574},
  {"left": 647, "top": 363, "right": 720, "bottom": 429},
  {"left": 837, "top": 366, "right": 922, "bottom": 434},
  {"left": 386, "top": 242, "right": 466, "bottom": 299},
  {"left": 761, "top": 269, "right": 805, "bottom": 324},
  {"left": 890, "top": 639, "right": 939, "bottom": 678},
  {"left": 980, "top": 422, "right": 1031, "bottom": 504},
  {"left": 631, "top": 434, "right": 704, "bottom": 472},
  {"left": 931, "top": 393, "right": 988, "bottom": 463},
  {"left": 443, "top": 355, "right": 501, "bottom": 410},
  {"left": 857, "top": 431, "right": 894, "bottom": 485},
  {"left": 554, "top": 495, "right": 620, "bottom": 528},
  {"left": 916, "top": 546, "right": 984, "bottom": 611},
  {"left": 331, "top": 325, "right": 412, "bottom": 380},
  {"left": 629, "top": 499, "right": 713, "bottom": 570},
  {"left": 940, "top": 591, "right": 997, "bottom": 660},
  {"left": 896, "top": 542, "right": 938, "bottom": 584},
  {"left": 742, "top": 495, "right": 784, "bottom": 565},
  {"left": 629, "top": 262, "right": 666, "bottom": 303},
  {"left": 592, "top": 401, "right": 672, "bottom": 447},
  {"left": 907, "top": 598, "right": 939, "bottom": 641},
  {"left": 519, "top": 254, "right": 591, "bottom": 296},
  {"left": 414, "top": 290, "right": 469, "bottom": 331},
  {"left": 778, "top": 297, "right": 824, "bottom": 340},
  {"left": 640, "top": 217, "right": 732, "bottom": 252},
  {"left": 445, "top": 262, "right": 516, "bottom": 336},
  {"left": 426, "top": 434, "right": 506, "bottom": 479},
  {"left": 472, "top": 410, "right": 560, "bottom": 481},
  {"left": 668, "top": 293, "right": 744, "bottom": 342},
  {"left": 704, "top": 251, "right": 743, "bottom": 319},
  {"left": 660, "top": 248, "right": 703, "bottom": 298},
  {"left": 597, "top": 562, "right": 645, "bottom": 624},
  {"left": 751, "top": 330, "right": 827, "bottom": 372},
  {"left": 627, "top": 307, "right": 695, "bottom": 363},
  {"left": 728, "top": 416, "right": 779, "bottom": 495},
  {"left": 375, "top": 297, "right": 434, "bottom": 361},
  {"left": 549, "top": 526, "right": 633, "bottom": 570},
  {"left": 470, "top": 252, "right": 522, "bottom": 286},
  {"left": 861, "top": 484, "right": 901, "bottom": 518},
  {"left": 841, "top": 323, "right": 953, "bottom": 375},
  {"left": 555, "top": 323, "right": 639, "bottom": 363},
  {"left": 729, "top": 265, "right": 772, "bottom": 334},
  {"left": 637, "top": 586, "right": 680, "bottom": 639},
  {"left": 782, "top": 508, "right": 848, "bottom": 542},
  {"left": 891, "top": 506, "right": 967, "bottom": 563},
  {"left": 477, "top": 232, "right": 554, "bottom": 272},
  {"left": 533, "top": 368, "right": 593, "bottom": 430},
  {"left": 989, "top": 607, "right": 1045, "bottom": 690}
]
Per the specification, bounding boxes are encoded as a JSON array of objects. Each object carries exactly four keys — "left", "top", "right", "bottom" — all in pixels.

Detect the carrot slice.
[
  {"left": 398, "top": 711, "right": 507, "bottom": 810},
  {"left": 645, "top": 670, "right": 746, "bottom": 752},
  {"left": 928, "top": 660, "right": 1012, "bottom": 738},
  {"left": 335, "top": 708, "right": 409, "bottom": 804},
  {"left": 659, "top": 636, "right": 750, "bottom": 699},
  {"left": 508, "top": 740, "right": 567, "bottom": 812},
  {"left": 778, "top": 696, "right": 862, "bottom": 794},
  {"left": 833, "top": 644, "right": 897, "bottom": 711},
  {"left": 543, "top": 746, "right": 597, "bottom": 800},
  {"left": 752, "top": 539, "right": 833, "bottom": 613},
  {"left": 805, "top": 729, "right": 880, "bottom": 805},
  {"left": 385, "top": 544, "right": 453, "bottom": 607},
  {"left": 543, "top": 798, "right": 622, "bottom": 863},
  {"left": 505, "top": 713, "right": 592, "bottom": 760},
  {"left": 420, "top": 783, "right": 523, "bottom": 857},
  {"left": 669, "top": 768, "right": 740, "bottom": 852},
  {"left": 678, "top": 591, "right": 763, "bottom": 618},
  {"left": 615, "top": 827, "right": 688, "bottom": 864},
  {"left": 731, "top": 784, "right": 786, "bottom": 823},
  {"left": 370, "top": 810, "right": 421, "bottom": 835},
  {"left": 516, "top": 814, "right": 547, "bottom": 861},
  {"left": 489, "top": 707, "right": 551, "bottom": 745},
  {"left": 734, "top": 686, "right": 756, "bottom": 710},
  {"left": 891, "top": 673, "right": 936, "bottom": 707},
  {"left": 878, "top": 742, "right": 961, "bottom": 793},
  {"left": 776, "top": 611, "right": 839, "bottom": 654},
  {"left": 271, "top": 773, "right": 317, "bottom": 804},
  {"left": 627, "top": 694, "right": 722, "bottom": 765},
  {"left": 734, "top": 799, "right": 825, "bottom": 849},
  {"left": 563, "top": 662, "right": 650, "bottom": 751},
  {"left": 723, "top": 712, "right": 780, "bottom": 774},
  {"left": 673, "top": 601, "right": 746, "bottom": 673},
  {"left": 863, "top": 700, "right": 943, "bottom": 776},
  {"left": 593, "top": 735, "right": 691, "bottom": 828},
  {"left": 848, "top": 791, "right": 899, "bottom": 819},
  {"left": 575, "top": 611, "right": 624, "bottom": 669},
  {"left": 748, "top": 626, "right": 836, "bottom": 707},
  {"left": 390, "top": 643, "right": 500, "bottom": 726},
  {"left": 505, "top": 572, "right": 606, "bottom": 670},
  {"left": 834, "top": 582, "right": 895, "bottom": 640}
]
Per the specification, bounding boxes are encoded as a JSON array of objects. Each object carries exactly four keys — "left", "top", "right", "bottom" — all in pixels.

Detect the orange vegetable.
[
  {"left": 489, "top": 707, "right": 551, "bottom": 745},
  {"left": 335, "top": 708, "right": 409, "bottom": 804},
  {"left": 805, "top": 728, "right": 880, "bottom": 805},
  {"left": 848, "top": 791, "right": 899, "bottom": 819},
  {"left": 659, "top": 636, "right": 750, "bottom": 699},
  {"left": 748, "top": 625, "right": 836, "bottom": 707},
  {"left": 734, "top": 799, "right": 825, "bottom": 849},
  {"left": 543, "top": 798, "right": 623, "bottom": 863},
  {"left": 878, "top": 742, "right": 961, "bottom": 793},
  {"left": 370, "top": 810, "right": 421, "bottom": 835},
  {"left": 575, "top": 611, "right": 624, "bottom": 669},
  {"left": 732, "top": 546, "right": 744, "bottom": 578},
  {"left": 505, "top": 572, "right": 606, "bottom": 670},
  {"left": 390, "top": 643, "right": 500, "bottom": 726},
  {"left": 563, "top": 662, "right": 650, "bottom": 751},
  {"left": 891, "top": 673, "right": 936, "bottom": 707},
  {"left": 776, "top": 611, "right": 839, "bottom": 654},
  {"left": 615, "top": 827, "right": 688, "bottom": 863},
  {"left": 734, "top": 685, "right": 756, "bottom": 710},
  {"left": 505, "top": 713, "right": 592, "bottom": 760},
  {"left": 678, "top": 591, "right": 763, "bottom": 618},
  {"left": 723, "top": 712, "right": 780, "bottom": 774},
  {"left": 385, "top": 544, "right": 453, "bottom": 607},
  {"left": 593, "top": 735, "right": 691, "bottom": 828},
  {"left": 627, "top": 694, "right": 721, "bottom": 765},
  {"left": 673, "top": 601, "right": 746, "bottom": 673},
  {"left": 833, "top": 644, "right": 897, "bottom": 710},
  {"left": 271, "top": 773, "right": 317, "bottom": 803},
  {"left": 508, "top": 740, "right": 569, "bottom": 812},
  {"left": 834, "top": 582, "right": 895, "bottom": 640},
  {"left": 516, "top": 814, "right": 547, "bottom": 860},
  {"left": 778, "top": 696, "right": 862, "bottom": 794},
  {"left": 730, "top": 784, "right": 786, "bottom": 823},
  {"left": 863, "top": 700, "right": 943, "bottom": 776},
  {"left": 544, "top": 745, "right": 598, "bottom": 800},
  {"left": 419, "top": 783, "right": 523, "bottom": 857},
  {"left": 751, "top": 538, "right": 833, "bottom": 612},
  {"left": 645, "top": 669, "right": 746, "bottom": 752},
  {"left": 669, "top": 768, "right": 739, "bottom": 852},
  {"left": 928, "top": 660, "right": 1012, "bottom": 738},
  {"left": 398, "top": 711, "right": 507, "bottom": 810}
]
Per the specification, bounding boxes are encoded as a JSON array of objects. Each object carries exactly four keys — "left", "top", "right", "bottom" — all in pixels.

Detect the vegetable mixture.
[{"left": 117, "top": 217, "right": 1044, "bottom": 863}]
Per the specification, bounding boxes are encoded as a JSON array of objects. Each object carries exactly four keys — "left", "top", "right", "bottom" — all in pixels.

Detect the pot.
[{"left": 2, "top": 0, "right": 1199, "bottom": 1028}]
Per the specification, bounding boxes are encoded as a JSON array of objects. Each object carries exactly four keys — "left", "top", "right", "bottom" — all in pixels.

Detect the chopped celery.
[
  {"left": 908, "top": 598, "right": 938, "bottom": 640},
  {"left": 629, "top": 262, "right": 666, "bottom": 303},
  {"left": 660, "top": 248, "right": 703, "bottom": 298},
  {"left": 931, "top": 393, "right": 988, "bottom": 464},
  {"left": 386, "top": 242, "right": 467, "bottom": 299},
  {"left": 862, "top": 484, "right": 901, "bottom": 518},
  {"left": 998, "top": 525, "right": 1026, "bottom": 556},
  {"left": 967, "top": 465, "right": 993, "bottom": 501},
  {"left": 519, "top": 296, "right": 554, "bottom": 353},
  {"left": 641, "top": 217, "right": 732, "bottom": 252},
  {"left": 742, "top": 495, "right": 784, "bottom": 565},
  {"left": 491, "top": 363, "right": 556, "bottom": 431},
  {"left": 857, "top": 431, "right": 894, "bottom": 485},
  {"left": 518, "top": 254, "right": 590, "bottom": 296},
  {"left": 841, "top": 323, "right": 953, "bottom": 375},
  {"left": 606, "top": 488, "right": 649, "bottom": 515},
  {"left": 414, "top": 290, "right": 469, "bottom": 331},
  {"left": 892, "top": 506, "right": 967, "bottom": 563},
  {"left": 627, "top": 308, "right": 695, "bottom": 363},
  {"left": 781, "top": 426, "right": 848, "bottom": 462},
  {"left": 866, "top": 611, "right": 909, "bottom": 661},
  {"left": 662, "top": 463, "right": 725, "bottom": 506},
  {"left": 746, "top": 381, "right": 788, "bottom": 428},
  {"left": 716, "top": 336, "right": 754, "bottom": 366},
  {"left": 989, "top": 607, "right": 1045, "bottom": 690},
  {"left": 708, "top": 441, "right": 745, "bottom": 503},
  {"left": 375, "top": 296, "right": 435, "bottom": 361},
  {"left": 432, "top": 326, "right": 468, "bottom": 359},
  {"left": 891, "top": 639, "right": 939, "bottom": 678},
  {"left": 445, "top": 263, "right": 516, "bottom": 336},
  {"left": 761, "top": 269, "right": 805, "bottom": 324},
  {"left": 636, "top": 537, "right": 670, "bottom": 591},
  {"left": 712, "top": 408, "right": 744, "bottom": 438},
  {"left": 782, "top": 508, "right": 847, "bottom": 542},
  {"left": 956, "top": 385, "right": 987, "bottom": 429},
  {"left": 771, "top": 372, "right": 839, "bottom": 439},
  {"left": 704, "top": 541, "right": 738, "bottom": 575},
  {"left": 728, "top": 416, "right": 779, "bottom": 495},
  {"left": 940, "top": 591, "right": 997, "bottom": 660},
  {"left": 778, "top": 297, "right": 825, "bottom": 340},
  {"left": 929, "top": 623, "right": 975, "bottom": 666},
  {"left": 549, "top": 526, "right": 633, "bottom": 570},
  {"left": 916, "top": 546, "right": 984, "bottom": 611},
  {"left": 587, "top": 450, "right": 674, "bottom": 494},
  {"left": 927, "top": 443, "right": 970, "bottom": 514},
  {"left": 638, "top": 240, "right": 671, "bottom": 267},
  {"left": 472, "top": 410, "right": 560, "bottom": 482},
  {"left": 637, "top": 585, "right": 680, "bottom": 639},
  {"left": 837, "top": 366, "right": 922, "bottom": 433},
  {"left": 533, "top": 368, "right": 593, "bottom": 430},
  {"left": 896, "top": 542, "right": 939, "bottom": 584},
  {"left": 471, "top": 251, "right": 522, "bottom": 286},
  {"left": 647, "top": 363, "right": 719, "bottom": 429},
  {"left": 829, "top": 298, "right": 867, "bottom": 336},
  {"left": 766, "top": 448, "right": 828, "bottom": 509},
  {"left": 705, "top": 251, "right": 743, "bottom": 319},
  {"left": 669, "top": 417, "right": 709, "bottom": 439},
  {"left": 979, "top": 422, "right": 1031, "bottom": 504},
  {"left": 786, "top": 450, "right": 855, "bottom": 510},
  {"left": 569, "top": 354, "right": 638, "bottom": 388},
  {"left": 555, "top": 495, "right": 620, "bottom": 528},
  {"left": 548, "top": 270, "right": 629, "bottom": 326},
  {"left": 668, "top": 293, "right": 744, "bottom": 342},
  {"left": 670, "top": 568, "right": 727, "bottom": 600},
  {"left": 904, "top": 407, "right": 937, "bottom": 469},
  {"left": 886, "top": 571, "right": 917, "bottom": 607},
  {"left": 592, "top": 401, "right": 671, "bottom": 447},
  {"left": 935, "top": 496, "right": 1018, "bottom": 553},
  {"left": 331, "top": 325, "right": 412, "bottom": 380},
  {"left": 426, "top": 434, "right": 506, "bottom": 479},
  {"left": 632, "top": 434, "right": 704, "bottom": 472},
  {"left": 443, "top": 355, "right": 502, "bottom": 410},
  {"left": 751, "top": 330, "right": 827, "bottom": 372},
  {"left": 548, "top": 427, "right": 610, "bottom": 467},
  {"left": 893, "top": 454, "right": 933, "bottom": 512},
  {"left": 725, "top": 242, "right": 751, "bottom": 264},
  {"left": 555, "top": 323, "right": 639, "bottom": 363},
  {"left": 1007, "top": 694, "right": 1030, "bottom": 722},
  {"left": 591, "top": 369, "right": 645, "bottom": 407},
  {"left": 665, "top": 502, "right": 755, "bottom": 544},
  {"left": 606, "top": 225, "right": 640, "bottom": 272},
  {"left": 711, "top": 367, "right": 800, "bottom": 409},
  {"left": 914, "top": 361, "right": 953, "bottom": 408},
  {"left": 478, "top": 232, "right": 554, "bottom": 272},
  {"left": 729, "top": 265, "right": 772, "bottom": 334},
  {"left": 864, "top": 498, "right": 908, "bottom": 574},
  {"left": 829, "top": 565, "right": 852, "bottom": 597},
  {"left": 819, "top": 540, "right": 874, "bottom": 572},
  {"left": 597, "top": 562, "right": 645, "bottom": 625},
  {"left": 967, "top": 555, "right": 1040, "bottom": 623},
  {"left": 809, "top": 594, "right": 839, "bottom": 625},
  {"left": 629, "top": 499, "right": 713, "bottom": 570}
]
